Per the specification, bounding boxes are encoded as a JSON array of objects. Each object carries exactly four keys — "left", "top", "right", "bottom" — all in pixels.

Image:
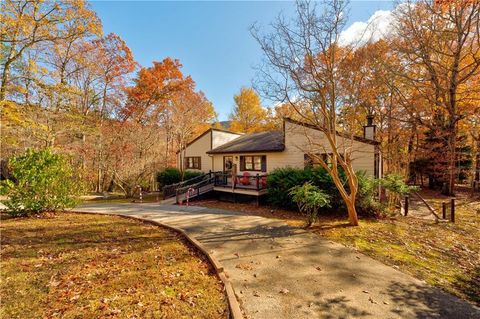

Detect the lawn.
[
  {"left": 0, "top": 212, "right": 227, "bottom": 319},
  {"left": 193, "top": 190, "right": 480, "bottom": 306}
]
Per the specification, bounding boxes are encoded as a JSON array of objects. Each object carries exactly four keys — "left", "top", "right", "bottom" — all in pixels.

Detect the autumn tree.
[
  {"left": 252, "top": 0, "right": 363, "bottom": 226},
  {"left": 389, "top": 0, "right": 480, "bottom": 195},
  {"left": 172, "top": 89, "right": 215, "bottom": 175},
  {"left": 229, "top": 87, "right": 272, "bottom": 133},
  {"left": 125, "top": 58, "right": 194, "bottom": 166},
  {"left": 0, "top": 0, "right": 102, "bottom": 100}
]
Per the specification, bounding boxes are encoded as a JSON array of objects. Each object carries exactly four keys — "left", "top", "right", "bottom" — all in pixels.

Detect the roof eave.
[{"left": 207, "top": 148, "right": 285, "bottom": 155}]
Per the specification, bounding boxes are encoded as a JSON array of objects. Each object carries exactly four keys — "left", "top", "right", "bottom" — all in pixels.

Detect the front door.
[{"left": 223, "top": 156, "right": 233, "bottom": 185}]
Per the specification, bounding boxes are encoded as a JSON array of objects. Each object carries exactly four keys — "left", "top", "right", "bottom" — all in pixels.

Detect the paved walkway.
[{"left": 76, "top": 203, "right": 479, "bottom": 319}]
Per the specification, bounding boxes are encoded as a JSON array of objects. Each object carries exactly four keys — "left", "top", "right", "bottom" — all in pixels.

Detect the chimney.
[{"left": 363, "top": 115, "right": 376, "bottom": 140}]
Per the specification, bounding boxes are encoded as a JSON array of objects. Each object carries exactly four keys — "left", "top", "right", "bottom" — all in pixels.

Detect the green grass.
[{"left": 0, "top": 213, "right": 227, "bottom": 318}]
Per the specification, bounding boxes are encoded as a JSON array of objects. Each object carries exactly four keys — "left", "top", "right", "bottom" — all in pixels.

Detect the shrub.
[
  {"left": 380, "top": 174, "right": 419, "bottom": 209},
  {"left": 184, "top": 170, "right": 204, "bottom": 181},
  {"left": 157, "top": 168, "right": 205, "bottom": 188},
  {"left": 0, "top": 149, "right": 84, "bottom": 216},
  {"left": 267, "top": 167, "right": 311, "bottom": 209},
  {"left": 157, "top": 167, "right": 182, "bottom": 187},
  {"left": 289, "top": 182, "right": 330, "bottom": 227},
  {"left": 268, "top": 167, "right": 385, "bottom": 216},
  {"left": 356, "top": 171, "right": 382, "bottom": 215}
]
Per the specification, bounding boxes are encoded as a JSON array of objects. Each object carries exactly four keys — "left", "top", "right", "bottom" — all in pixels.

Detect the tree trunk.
[
  {"left": 446, "top": 127, "right": 456, "bottom": 196},
  {"left": 345, "top": 199, "right": 359, "bottom": 226},
  {"left": 0, "top": 61, "right": 12, "bottom": 101}
]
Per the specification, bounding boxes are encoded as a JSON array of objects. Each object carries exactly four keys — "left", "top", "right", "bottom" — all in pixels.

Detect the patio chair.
[
  {"left": 260, "top": 176, "right": 267, "bottom": 188},
  {"left": 239, "top": 172, "right": 251, "bottom": 186}
]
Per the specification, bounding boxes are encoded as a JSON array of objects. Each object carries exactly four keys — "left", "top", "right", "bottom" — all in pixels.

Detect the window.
[
  {"left": 185, "top": 156, "right": 201, "bottom": 169},
  {"left": 240, "top": 155, "right": 266, "bottom": 172},
  {"left": 304, "top": 153, "right": 333, "bottom": 168}
]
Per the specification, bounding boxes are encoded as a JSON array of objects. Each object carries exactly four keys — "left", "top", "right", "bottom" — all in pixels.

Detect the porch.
[{"left": 213, "top": 172, "right": 268, "bottom": 196}]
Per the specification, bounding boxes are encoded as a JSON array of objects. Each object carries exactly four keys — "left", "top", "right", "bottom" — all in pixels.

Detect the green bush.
[
  {"left": 0, "top": 149, "right": 84, "bottom": 216},
  {"left": 289, "top": 182, "right": 330, "bottom": 227},
  {"left": 356, "top": 171, "right": 382, "bottom": 215},
  {"left": 266, "top": 167, "right": 311, "bottom": 209},
  {"left": 184, "top": 170, "right": 204, "bottom": 181},
  {"left": 157, "top": 168, "right": 205, "bottom": 188},
  {"left": 157, "top": 167, "right": 182, "bottom": 187},
  {"left": 380, "top": 174, "right": 419, "bottom": 209},
  {"left": 267, "top": 166, "right": 383, "bottom": 216}
]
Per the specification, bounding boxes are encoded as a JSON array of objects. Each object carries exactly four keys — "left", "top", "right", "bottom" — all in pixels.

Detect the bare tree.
[{"left": 251, "top": 0, "right": 364, "bottom": 226}]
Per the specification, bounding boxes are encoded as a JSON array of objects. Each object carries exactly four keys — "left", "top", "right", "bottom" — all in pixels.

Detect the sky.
[{"left": 90, "top": 1, "right": 395, "bottom": 121}]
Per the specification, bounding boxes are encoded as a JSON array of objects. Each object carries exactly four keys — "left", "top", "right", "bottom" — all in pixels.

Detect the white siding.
[
  {"left": 212, "top": 153, "right": 283, "bottom": 175},
  {"left": 212, "top": 130, "right": 242, "bottom": 148},
  {"left": 212, "top": 121, "right": 376, "bottom": 176},
  {"left": 283, "top": 121, "right": 376, "bottom": 176},
  {"left": 178, "top": 131, "right": 212, "bottom": 173}
]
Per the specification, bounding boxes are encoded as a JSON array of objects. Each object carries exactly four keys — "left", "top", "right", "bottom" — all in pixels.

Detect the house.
[{"left": 175, "top": 117, "right": 381, "bottom": 199}]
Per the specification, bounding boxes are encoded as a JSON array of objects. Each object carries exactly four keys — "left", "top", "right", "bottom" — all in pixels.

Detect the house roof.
[
  {"left": 283, "top": 117, "right": 380, "bottom": 146},
  {"left": 207, "top": 131, "right": 285, "bottom": 154}
]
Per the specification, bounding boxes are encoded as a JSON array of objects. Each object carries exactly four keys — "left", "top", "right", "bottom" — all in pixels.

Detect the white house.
[{"left": 175, "top": 117, "right": 381, "bottom": 197}]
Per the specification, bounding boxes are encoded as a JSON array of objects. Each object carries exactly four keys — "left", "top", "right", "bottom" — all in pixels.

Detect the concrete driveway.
[{"left": 76, "top": 203, "right": 479, "bottom": 319}]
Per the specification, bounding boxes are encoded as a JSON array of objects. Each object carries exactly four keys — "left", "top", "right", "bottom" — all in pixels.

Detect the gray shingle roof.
[{"left": 207, "top": 131, "right": 284, "bottom": 154}]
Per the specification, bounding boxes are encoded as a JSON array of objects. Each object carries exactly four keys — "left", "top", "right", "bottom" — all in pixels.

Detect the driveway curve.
[{"left": 76, "top": 203, "right": 479, "bottom": 319}]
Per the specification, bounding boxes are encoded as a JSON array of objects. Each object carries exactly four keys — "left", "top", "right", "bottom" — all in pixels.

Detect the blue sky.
[{"left": 91, "top": 1, "right": 394, "bottom": 121}]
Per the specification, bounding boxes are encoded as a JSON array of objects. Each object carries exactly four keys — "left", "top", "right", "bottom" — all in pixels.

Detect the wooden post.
[
  {"left": 450, "top": 198, "right": 455, "bottom": 223},
  {"left": 442, "top": 202, "right": 446, "bottom": 219},
  {"left": 256, "top": 174, "right": 260, "bottom": 190},
  {"left": 404, "top": 195, "right": 409, "bottom": 216}
]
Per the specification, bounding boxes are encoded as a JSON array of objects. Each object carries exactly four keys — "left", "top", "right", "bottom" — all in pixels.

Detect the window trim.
[
  {"left": 304, "top": 153, "right": 334, "bottom": 168},
  {"left": 240, "top": 155, "right": 265, "bottom": 172},
  {"left": 185, "top": 156, "right": 201, "bottom": 169}
]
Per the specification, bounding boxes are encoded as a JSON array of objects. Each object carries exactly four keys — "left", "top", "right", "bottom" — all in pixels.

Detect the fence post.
[
  {"left": 442, "top": 202, "right": 446, "bottom": 219},
  {"left": 256, "top": 174, "right": 260, "bottom": 190},
  {"left": 404, "top": 195, "right": 409, "bottom": 216},
  {"left": 450, "top": 198, "right": 455, "bottom": 223}
]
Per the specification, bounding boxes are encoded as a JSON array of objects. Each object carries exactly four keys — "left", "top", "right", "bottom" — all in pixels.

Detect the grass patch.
[
  {"left": 193, "top": 192, "right": 480, "bottom": 306},
  {"left": 0, "top": 212, "right": 227, "bottom": 318}
]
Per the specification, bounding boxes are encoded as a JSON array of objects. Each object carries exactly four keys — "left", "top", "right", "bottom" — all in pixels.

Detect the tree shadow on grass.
[{"left": 451, "top": 266, "right": 480, "bottom": 306}]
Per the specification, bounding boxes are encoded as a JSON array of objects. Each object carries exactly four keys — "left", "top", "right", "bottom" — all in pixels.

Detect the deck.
[{"left": 213, "top": 184, "right": 268, "bottom": 196}]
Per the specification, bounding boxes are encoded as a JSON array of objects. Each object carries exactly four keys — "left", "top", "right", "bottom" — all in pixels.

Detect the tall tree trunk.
[{"left": 0, "top": 61, "right": 12, "bottom": 101}]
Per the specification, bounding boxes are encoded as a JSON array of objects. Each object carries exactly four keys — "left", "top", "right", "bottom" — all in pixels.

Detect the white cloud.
[{"left": 339, "top": 9, "right": 394, "bottom": 47}]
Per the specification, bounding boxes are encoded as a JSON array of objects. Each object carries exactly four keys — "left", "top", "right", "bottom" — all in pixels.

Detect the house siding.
[
  {"left": 212, "top": 121, "right": 376, "bottom": 176},
  {"left": 283, "top": 121, "right": 376, "bottom": 176},
  {"left": 178, "top": 131, "right": 212, "bottom": 173},
  {"left": 177, "top": 129, "right": 242, "bottom": 174},
  {"left": 212, "top": 130, "right": 242, "bottom": 149}
]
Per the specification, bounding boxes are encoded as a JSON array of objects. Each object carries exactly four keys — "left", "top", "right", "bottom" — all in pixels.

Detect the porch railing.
[
  {"left": 163, "top": 172, "right": 213, "bottom": 199},
  {"left": 214, "top": 172, "right": 268, "bottom": 191}
]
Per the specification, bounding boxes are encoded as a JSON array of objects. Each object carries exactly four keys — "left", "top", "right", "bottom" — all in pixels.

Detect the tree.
[
  {"left": 125, "top": 58, "right": 194, "bottom": 167},
  {"left": 172, "top": 89, "right": 215, "bottom": 175},
  {"left": 389, "top": 0, "right": 480, "bottom": 195},
  {"left": 229, "top": 87, "right": 270, "bottom": 133},
  {"left": 0, "top": 0, "right": 102, "bottom": 100},
  {"left": 252, "top": 0, "right": 363, "bottom": 225},
  {"left": 0, "top": 149, "right": 84, "bottom": 216}
]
